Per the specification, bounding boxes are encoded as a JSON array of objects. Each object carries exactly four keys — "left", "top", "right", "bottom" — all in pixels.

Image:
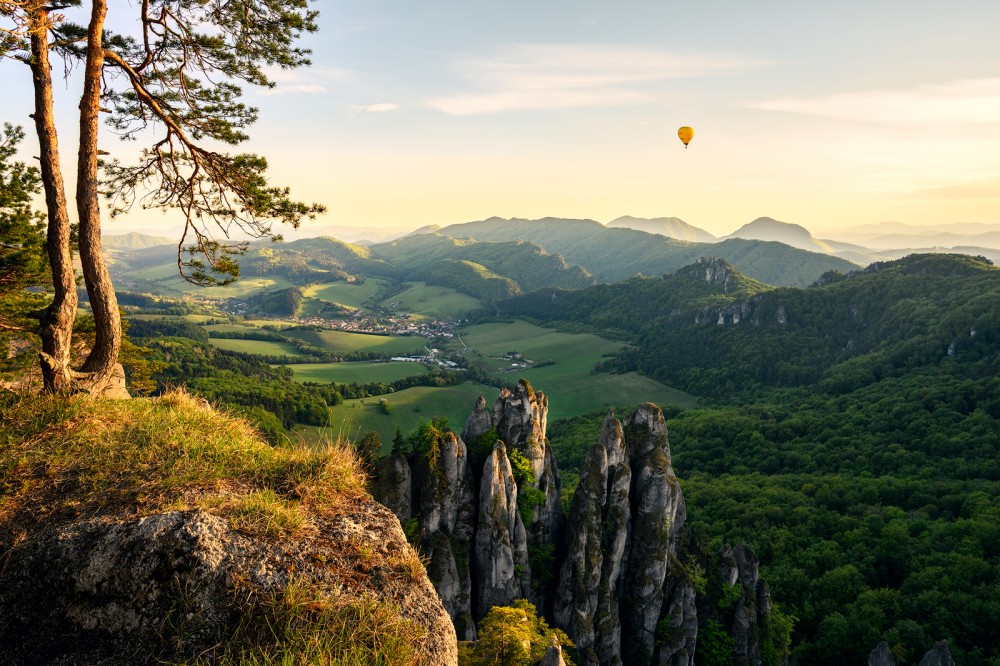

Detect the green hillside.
[
  {"left": 371, "top": 233, "right": 594, "bottom": 291},
  {"left": 416, "top": 260, "right": 520, "bottom": 304},
  {"left": 438, "top": 216, "right": 859, "bottom": 287},
  {"left": 502, "top": 254, "right": 1000, "bottom": 399}
]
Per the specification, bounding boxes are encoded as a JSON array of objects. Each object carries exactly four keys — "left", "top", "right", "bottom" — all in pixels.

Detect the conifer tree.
[{"left": 1, "top": 0, "right": 324, "bottom": 395}]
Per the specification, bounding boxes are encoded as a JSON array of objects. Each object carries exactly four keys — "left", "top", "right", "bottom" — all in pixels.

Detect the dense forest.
[{"left": 533, "top": 254, "right": 1000, "bottom": 663}]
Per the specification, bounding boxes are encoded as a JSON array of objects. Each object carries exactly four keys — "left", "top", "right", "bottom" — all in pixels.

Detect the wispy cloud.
[
  {"left": 750, "top": 78, "right": 1000, "bottom": 127},
  {"left": 427, "top": 44, "right": 769, "bottom": 116},
  {"left": 349, "top": 102, "right": 400, "bottom": 113},
  {"left": 257, "top": 66, "right": 353, "bottom": 95},
  {"left": 261, "top": 84, "right": 329, "bottom": 96}
]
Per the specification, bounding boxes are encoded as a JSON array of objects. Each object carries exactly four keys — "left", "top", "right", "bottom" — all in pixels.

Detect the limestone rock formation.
[
  {"left": 371, "top": 452, "right": 412, "bottom": 521},
  {"left": 412, "top": 430, "right": 477, "bottom": 640},
  {"left": 0, "top": 507, "right": 458, "bottom": 665},
  {"left": 620, "top": 403, "right": 690, "bottom": 665},
  {"left": 475, "top": 440, "right": 531, "bottom": 619},
  {"left": 488, "top": 380, "right": 563, "bottom": 557},
  {"left": 869, "top": 641, "right": 897, "bottom": 666},
  {"left": 716, "top": 543, "right": 774, "bottom": 666},
  {"left": 460, "top": 393, "right": 493, "bottom": 446},
  {"left": 919, "top": 641, "right": 956, "bottom": 666},
  {"left": 540, "top": 641, "right": 569, "bottom": 666},
  {"left": 554, "top": 403, "right": 695, "bottom": 666},
  {"left": 553, "top": 411, "right": 631, "bottom": 665}
]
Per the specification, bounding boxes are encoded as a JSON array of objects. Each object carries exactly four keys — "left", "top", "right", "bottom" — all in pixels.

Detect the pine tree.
[{"left": 1, "top": 0, "right": 325, "bottom": 394}]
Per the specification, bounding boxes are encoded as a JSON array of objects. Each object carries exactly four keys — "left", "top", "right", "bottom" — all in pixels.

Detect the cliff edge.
[{"left": 0, "top": 390, "right": 457, "bottom": 665}]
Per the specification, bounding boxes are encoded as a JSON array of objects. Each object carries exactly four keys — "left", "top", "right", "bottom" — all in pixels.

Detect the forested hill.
[
  {"left": 435, "top": 216, "right": 858, "bottom": 287},
  {"left": 368, "top": 233, "right": 594, "bottom": 291},
  {"left": 501, "top": 253, "right": 1000, "bottom": 399}
]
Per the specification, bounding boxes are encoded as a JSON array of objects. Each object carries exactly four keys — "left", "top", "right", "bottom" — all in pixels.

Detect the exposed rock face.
[
  {"left": 475, "top": 440, "right": 531, "bottom": 619},
  {"left": 554, "top": 412, "right": 631, "bottom": 665},
  {"left": 460, "top": 393, "right": 493, "bottom": 445},
  {"left": 540, "top": 641, "right": 569, "bottom": 666},
  {"left": 869, "top": 641, "right": 898, "bottom": 666},
  {"left": 371, "top": 452, "right": 412, "bottom": 521},
  {"left": 0, "top": 507, "right": 458, "bottom": 665},
  {"left": 412, "top": 430, "right": 477, "bottom": 640},
  {"left": 919, "top": 641, "right": 956, "bottom": 666},
  {"left": 716, "top": 543, "right": 772, "bottom": 666},
  {"left": 489, "top": 381, "right": 563, "bottom": 558},
  {"left": 620, "top": 404, "right": 690, "bottom": 665},
  {"left": 554, "top": 403, "right": 694, "bottom": 666}
]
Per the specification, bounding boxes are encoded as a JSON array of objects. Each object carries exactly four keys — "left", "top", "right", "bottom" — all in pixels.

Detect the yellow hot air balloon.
[{"left": 678, "top": 126, "right": 694, "bottom": 149}]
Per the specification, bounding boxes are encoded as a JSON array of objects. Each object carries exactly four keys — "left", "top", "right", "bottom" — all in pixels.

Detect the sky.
[{"left": 3, "top": 0, "right": 1000, "bottom": 239}]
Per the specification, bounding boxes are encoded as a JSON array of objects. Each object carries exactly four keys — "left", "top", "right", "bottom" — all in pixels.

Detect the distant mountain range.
[
  {"left": 606, "top": 215, "right": 717, "bottom": 242},
  {"left": 105, "top": 213, "right": 1000, "bottom": 298},
  {"left": 432, "top": 216, "right": 857, "bottom": 287}
]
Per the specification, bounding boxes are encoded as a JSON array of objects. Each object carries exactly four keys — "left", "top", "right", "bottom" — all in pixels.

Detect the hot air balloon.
[{"left": 677, "top": 126, "right": 694, "bottom": 149}]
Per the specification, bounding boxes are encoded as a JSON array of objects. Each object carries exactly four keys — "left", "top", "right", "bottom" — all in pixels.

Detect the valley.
[{"left": 9, "top": 217, "right": 996, "bottom": 664}]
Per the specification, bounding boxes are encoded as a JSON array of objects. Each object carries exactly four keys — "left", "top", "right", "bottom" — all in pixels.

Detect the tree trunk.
[
  {"left": 28, "top": 5, "right": 77, "bottom": 393},
  {"left": 76, "top": 0, "right": 128, "bottom": 398}
]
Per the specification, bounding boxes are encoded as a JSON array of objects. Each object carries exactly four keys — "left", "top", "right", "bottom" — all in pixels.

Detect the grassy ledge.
[{"left": 0, "top": 389, "right": 432, "bottom": 665}]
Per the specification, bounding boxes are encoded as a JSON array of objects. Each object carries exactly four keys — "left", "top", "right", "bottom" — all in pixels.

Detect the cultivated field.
[
  {"left": 283, "top": 329, "right": 424, "bottom": 355},
  {"left": 315, "top": 383, "right": 501, "bottom": 447},
  {"left": 208, "top": 338, "right": 305, "bottom": 357},
  {"left": 303, "top": 279, "right": 387, "bottom": 311},
  {"left": 451, "top": 321, "right": 699, "bottom": 419},
  {"left": 385, "top": 283, "right": 481, "bottom": 318},
  {"left": 287, "top": 361, "right": 431, "bottom": 385}
]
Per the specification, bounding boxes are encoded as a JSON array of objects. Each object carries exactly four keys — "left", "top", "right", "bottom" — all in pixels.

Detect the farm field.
[
  {"left": 203, "top": 324, "right": 264, "bottom": 334},
  {"left": 286, "top": 361, "right": 431, "bottom": 385},
  {"left": 314, "top": 383, "right": 502, "bottom": 448},
  {"left": 126, "top": 314, "right": 220, "bottom": 323},
  {"left": 208, "top": 338, "right": 305, "bottom": 357},
  {"left": 451, "top": 321, "right": 699, "bottom": 419},
  {"left": 283, "top": 329, "right": 424, "bottom": 355},
  {"left": 385, "top": 283, "right": 481, "bottom": 318},
  {"left": 303, "top": 279, "right": 386, "bottom": 311}
]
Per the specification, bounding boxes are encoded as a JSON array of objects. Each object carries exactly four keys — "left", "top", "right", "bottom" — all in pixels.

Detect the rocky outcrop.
[
  {"left": 869, "top": 642, "right": 897, "bottom": 666},
  {"left": 412, "top": 430, "right": 477, "bottom": 640},
  {"left": 919, "top": 641, "right": 956, "bottom": 666},
  {"left": 716, "top": 543, "right": 770, "bottom": 666},
  {"left": 475, "top": 440, "right": 531, "bottom": 619},
  {"left": 371, "top": 452, "right": 412, "bottom": 521},
  {"left": 620, "top": 404, "right": 691, "bottom": 665},
  {"left": 489, "top": 380, "right": 564, "bottom": 558},
  {"left": 370, "top": 430, "right": 477, "bottom": 640},
  {"left": 540, "top": 641, "right": 569, "bottom": 666},
  {"left": 554, "top": 412, "right": 631, "bottom": 665},
  {"left": 461, "top": 394, "right": 493, "bottom": 446},
  {"left": 0, "top": 506, "right": 457, "bottom": 665},
  {"left": 553, "top": 403, "right": 695, "bottom": 666}
]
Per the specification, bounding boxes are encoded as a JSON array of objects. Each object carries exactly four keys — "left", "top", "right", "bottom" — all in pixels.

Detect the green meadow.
[
  {"left": 208, "top": 338, "right": 305, "bottom": 357},
  {"left": 451, "top": 321, "right": 698, "bottom": 419},
  {"left": 314, "top": 383, "right": 501, "bottom": 447},
  {"left": 283, "top": 329, "right": 423, "bottom": 355},
  {"left": 303, "top": 279, "right": 387, "bottom": 311},
  {"left": 386, "top": 283, "right": 481, "bottom": 318},
  {"left": 287, "top": 361, "right": 430, "bottom": 384}
]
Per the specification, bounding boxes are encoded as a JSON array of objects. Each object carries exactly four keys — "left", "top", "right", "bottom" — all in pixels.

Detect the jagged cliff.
[{"left": 373, "top": 383, "right": 783, "bottom": 665}]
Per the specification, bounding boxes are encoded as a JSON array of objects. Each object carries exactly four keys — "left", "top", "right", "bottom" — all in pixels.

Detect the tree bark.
[
  {"left": 76, "top": 0, "right": 127, "bottom": 398},
  {"left": 28, "top": 4, "right": 77, "bottom": 393}
]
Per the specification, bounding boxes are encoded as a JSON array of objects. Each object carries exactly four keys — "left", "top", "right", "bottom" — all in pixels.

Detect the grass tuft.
[
  {"left": 194, "top": 579, "right": 427, "bottom": 666},
  {"left": 0, "top": 388, "right": 367, "bottom": 535}
]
